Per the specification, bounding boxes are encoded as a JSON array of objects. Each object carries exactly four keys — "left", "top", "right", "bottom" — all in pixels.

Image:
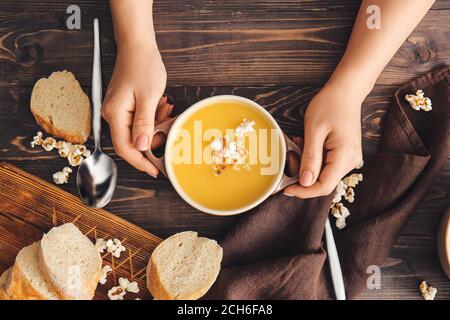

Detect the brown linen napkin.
[{"left": 205, "top": 65, "right": 450, "bottom": 300}]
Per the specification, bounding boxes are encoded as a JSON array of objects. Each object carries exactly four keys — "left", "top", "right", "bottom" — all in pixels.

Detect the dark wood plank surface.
[{"left": 0, "top": 0, "right": 449, "bottom": 300}]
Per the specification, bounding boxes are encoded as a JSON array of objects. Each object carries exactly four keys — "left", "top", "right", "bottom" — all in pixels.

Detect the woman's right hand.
[{"left": 101, "top": 44, "right": 172, "bottom": 177}]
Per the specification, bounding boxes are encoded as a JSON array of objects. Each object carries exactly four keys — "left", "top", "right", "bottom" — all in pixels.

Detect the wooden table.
[{"left": 0, "top": 0, "right": 449, "bottom": 299}]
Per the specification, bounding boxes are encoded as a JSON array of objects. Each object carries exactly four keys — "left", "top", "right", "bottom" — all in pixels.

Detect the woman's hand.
[
  {"left": 284, "top": 83, "right": 363, "bottom": 198},
  {"left": 101, "top": 44, "right": 170, "bottom": 177}
]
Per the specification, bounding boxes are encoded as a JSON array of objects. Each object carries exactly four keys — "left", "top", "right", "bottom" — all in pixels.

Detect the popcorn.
[
  {"left": 330, "top": 172, "right": 363, "bottom": 229},
  {"left": 105, "top": 238, "right": 126, "bottom": 258},
  {"left": 68, "top": 152, "right": 83, "bottom": 167},
  {"left": 41, "top": 137, "right": 57, "bottom": 151},
  {"left": 119, "top": 277, "right": 140, "bottom": 294},
  {"left": 107, "top": 286, "right": 126, "bottom": 300},
  {"left": 210, "top": 119, "right": 255, "bottom": 175},
  {"left": 99, "top": 265, "right": 112, "bottom": 285},
  {"left": 405, "top": 90, "right": 432, "bottom": 112},
  {"left": 52, "top": 167, "right": 72, "bottom": 184},
  {"left": 108, "top": 278, "right": 139, "bottom": 300},
  {"left": 30, "top": 132, "right": 43, "bottom": 148},
  {"left": 419, "top": 281, "right": 437, "bottom": 300},
  {"left": 30, "top": 132, "right": 90, "bottom": 164},
  {"left": 30, "top": 132, "right": 91, "bottom": 184},
  {"left": 345, "top": 187, "right": 355, "bottom": 203},
  {"left": 342, "top": 173, "right": 363, "bottom": 188}
]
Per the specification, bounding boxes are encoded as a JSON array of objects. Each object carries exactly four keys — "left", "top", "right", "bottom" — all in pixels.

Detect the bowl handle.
[
  {"left": 145, "top": 117, "right": 177, "bottom": 176},
  {"left": 272, "top": 135, "right": 302, "bottom": 194}
]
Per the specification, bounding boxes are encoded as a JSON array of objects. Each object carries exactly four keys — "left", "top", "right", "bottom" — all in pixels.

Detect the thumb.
[
  {"left": 132, "top": 97, "right": 158, "bottom": 152},
  {"left": 299, "top": 128, "right": 326, "bottom": 187}
]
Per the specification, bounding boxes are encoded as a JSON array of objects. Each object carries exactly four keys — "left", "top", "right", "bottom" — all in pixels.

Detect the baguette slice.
[
  {"left": 147, "top": 231, "right": 223, "bottom": 300},
  {"left": 39, "top": 223, "right": 102, "bottom": 300},
  {"left": 6, "top": 242, "right": 60, "bottom": 300},
  {"left": 30, "top": 70, "right": 91, "bottom": 144},
  {"left": 0, "top": 268, "right": 10, "bottom": 300}
]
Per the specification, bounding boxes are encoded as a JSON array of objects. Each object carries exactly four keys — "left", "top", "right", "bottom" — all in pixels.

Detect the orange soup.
[{"left": 167, "top": 100, "right": 283, "bottom": 212}]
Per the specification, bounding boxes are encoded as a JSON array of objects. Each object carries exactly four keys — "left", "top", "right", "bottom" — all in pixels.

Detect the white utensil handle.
[
  {"left": 325, "top": 217, "right": 346, "bottom": 300},
  {"left": 92, "top": 18, "right": 102, "bottom": 151}
]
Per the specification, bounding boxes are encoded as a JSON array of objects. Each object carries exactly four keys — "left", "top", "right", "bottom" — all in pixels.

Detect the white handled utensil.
[
  {"left": 325, "top": 217, "right": 346, "bottom": 300},
  {"left": 77, "top": 18, "right": 118, "bottom": 208}
]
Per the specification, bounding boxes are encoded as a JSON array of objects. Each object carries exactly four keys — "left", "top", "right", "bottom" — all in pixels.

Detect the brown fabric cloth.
[{"left": 205, "top": 65, "right": 450, "bottom": 300}]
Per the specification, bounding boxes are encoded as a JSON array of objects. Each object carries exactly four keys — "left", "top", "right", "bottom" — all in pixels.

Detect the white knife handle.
[{"left": 325, "top": 217, "right": 346, "bottom": 300}]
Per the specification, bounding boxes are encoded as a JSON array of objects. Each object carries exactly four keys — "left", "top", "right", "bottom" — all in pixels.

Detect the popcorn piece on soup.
[
  {"left": 209, "top": 118, "right": 255, "bottom": 175},
  {"left": 52, "top": 167, "right": 72, "bottom": 185}
]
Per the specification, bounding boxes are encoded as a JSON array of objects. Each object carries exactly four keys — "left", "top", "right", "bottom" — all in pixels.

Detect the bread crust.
[
  {"left": 5, "top": 264, "right": 60, "bottom": 300},
  {"left": 146, "top": 232, "right": 222, "bottom": 300},
  {"left": 30, "top": 70, "right": 91, "bottom": 144},
  {"left": 31, "top": 111, "right": 89, "bottom": 144}
]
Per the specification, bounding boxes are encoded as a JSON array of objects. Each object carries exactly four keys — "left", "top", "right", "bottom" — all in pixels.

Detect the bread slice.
[
  {"left": 39, "top": 223, "right": 102, "bottom": 300},
  {"left": 147, "top": 231, "right": 223, "bottom": 300},
  {"left": 6, "top": 242, "right": 60, "bottom": 300},
  {"left": 0, "top": 268, "right": 10, "bottom": 300},
  {"left": 30, "top": 70, "right": 91, "bottom": 144}
]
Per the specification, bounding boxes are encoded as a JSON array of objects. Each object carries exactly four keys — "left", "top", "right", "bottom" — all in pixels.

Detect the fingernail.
[
  {"left": 135, "top": 134, "right": 149, "bottom": 151},
  {"left": 283, "top": 192, "right": 295, "bottom": 197},
  {"left": 300, "top": 170, "right": 314, "bottom": 187},
  {"left": 149, "top": 172, "right": 158, "bottom": 179}
]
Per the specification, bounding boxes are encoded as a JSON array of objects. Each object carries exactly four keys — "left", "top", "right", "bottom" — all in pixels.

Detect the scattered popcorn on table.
[
  {"left": 106, "top": 238, "right": 126, "bottom": 258},
  {"left": 419, "top": 281, "right": 437, "bottom": 300},
  {"left": 405, "top": 90, "right": 432, "bottom": 112},
  {"left": 41, "top": 137, "right": 57, "bottom": 151},
  {"left": 52, "top": 167, "right": 72, "bottom": 185},
  {"left": 30, "top": 131, "right": 44, "bottom": 148},
  {"left": 30, "top": 131, "right": 91, "bottom": 167},
  {"left": 330, "top": 172, "right": 363, "bottom": 229},
  {"left": 108, "top": 277, "right": 140, "bottom": 300},
  {"left": 119, "top": 277, "right": 140, "bottom": 294},
  {"left": 107, "top": 285, "right": 126, "bottom": 300},
  {"left": 99, "top": 265, "right": 112, "bottom": 285}
]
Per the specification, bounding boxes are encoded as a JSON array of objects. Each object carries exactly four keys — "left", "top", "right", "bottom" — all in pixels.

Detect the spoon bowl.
[{"left": 77, "top": 150, "right": 117, "bottom": 208}]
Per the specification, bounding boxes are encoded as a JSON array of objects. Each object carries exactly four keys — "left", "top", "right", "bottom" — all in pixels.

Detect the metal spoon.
[{"left": 77, "top": 18, "right": 117, "bottom": 208}]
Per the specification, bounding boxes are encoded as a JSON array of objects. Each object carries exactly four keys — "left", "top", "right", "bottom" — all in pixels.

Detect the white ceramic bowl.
[{"left": 146, "top": 95, "right": 300, "bottom": 216}]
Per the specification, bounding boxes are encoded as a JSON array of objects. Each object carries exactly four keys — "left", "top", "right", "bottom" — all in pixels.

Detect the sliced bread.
[
  {"left": 6, "top": 242, "right": 60, "bottom": 300},
  {"left": 30, "top": 70, "right": 91, "bottom": 144},
  {"left": 39, "top": 223, "right": 102, "bottom": 300},
  {"left": 0, "top": 268, "right": 10, "bottom": 300},
  {"left": 146, "top": 231, "right": 223, "bottom": 300}
]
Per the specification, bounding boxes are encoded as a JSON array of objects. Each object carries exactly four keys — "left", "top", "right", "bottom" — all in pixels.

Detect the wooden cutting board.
[{"left": 0, "top": 162, "right": 162, "bottom": 300}]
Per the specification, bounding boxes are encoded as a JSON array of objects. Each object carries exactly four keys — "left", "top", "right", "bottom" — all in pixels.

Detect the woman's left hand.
[{"left": 284, "top": 83, "right": 364, "bottom": 198}]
